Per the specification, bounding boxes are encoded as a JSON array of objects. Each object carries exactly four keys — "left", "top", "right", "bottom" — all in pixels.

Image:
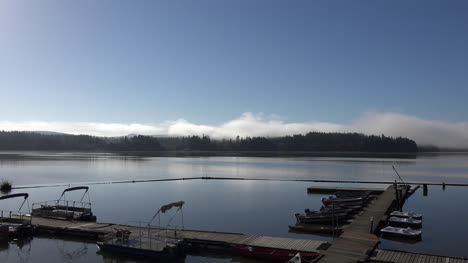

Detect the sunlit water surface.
[{"left": 1, "top": 152, "right": 468, "bottom": 262}]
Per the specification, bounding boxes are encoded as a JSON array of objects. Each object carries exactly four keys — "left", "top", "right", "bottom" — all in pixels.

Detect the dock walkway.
[
  {"left": 307, "top": 186, "right": 384, "bottom": 194},
  {"left": 29, "top": 216, "right": 327, "bottom": 253},
  {"left": 319, "top": 185, "right": 407, "bottom": 263},
  {"left": 370, "top": 249, "right": 468, "bottom": 263}
]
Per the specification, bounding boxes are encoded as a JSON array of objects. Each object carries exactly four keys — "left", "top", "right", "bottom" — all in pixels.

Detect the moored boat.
[
  {"left": 31, "top": 186, "right": 96, "bottom": 221},
  {"left": 321, "top": 196, "right": 365, "bottom": 206},
  {"left": 231, "top": 244, "right": 320, "bottom": 262},
  {"left": 388, "top": 216, "right": 422, "bottom": 228},
  {"left": 0, "top": 193, "right": 34, "bottom": 240},
  {"left": 295, "top": 213, "right": 349, "bottom": 224},
  {"left": 305, "top": 208, "right": 353, "bottom": 217},
  {"left": 389, "top": 211, "right": 422, "bottom": 220},
  {"left": 97, "top": 201, "right": 188, "bottom": 260},
  {"left": 380, "top": 226, "right": 422, "bottom": 239}
]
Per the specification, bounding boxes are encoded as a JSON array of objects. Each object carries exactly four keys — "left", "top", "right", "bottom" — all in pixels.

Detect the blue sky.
[{"left": 1, "top": 1, "right": 468, "bottom": 145}]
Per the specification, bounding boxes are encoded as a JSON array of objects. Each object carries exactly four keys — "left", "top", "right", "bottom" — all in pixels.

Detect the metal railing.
[
  {"left": 32, "top": 200, "right": 92, "bottom": 211},
  {"left": 104, "top": 221, "right": 180, "bottom": 252},
  {"left": 0, "top": 210, "right": 32, "bottom": 224}
]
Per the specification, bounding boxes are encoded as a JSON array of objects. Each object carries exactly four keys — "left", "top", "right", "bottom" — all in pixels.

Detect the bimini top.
[
  {"left": 160, "top": 201, "right": 185, "bottom": 213},
  {"left": 0, "top": 193, "right": 29, "bottom": 200},
  {"left": 58, "top": 186, "right": 90, "bottom": 202}
]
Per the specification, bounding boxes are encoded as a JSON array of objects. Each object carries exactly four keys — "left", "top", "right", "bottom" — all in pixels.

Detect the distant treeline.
[{"left": 0, "top": 131, "right": 419, "bottom": 152}]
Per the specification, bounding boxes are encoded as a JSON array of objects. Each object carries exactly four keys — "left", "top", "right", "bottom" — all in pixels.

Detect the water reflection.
[{"left": 1, "top": 153, "right": 468, "bottom": 261}]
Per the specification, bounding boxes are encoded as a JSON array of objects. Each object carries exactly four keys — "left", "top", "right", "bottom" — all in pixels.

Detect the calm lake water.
[{"left": 1, "top": 152, "right": 468, "bottom": 262}]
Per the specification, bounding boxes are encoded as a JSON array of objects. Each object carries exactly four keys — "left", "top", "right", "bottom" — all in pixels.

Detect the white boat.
[
  {"left": 389, "top": 216, "right": 422, "bottom": 228},
  {"left": 380, "top": 226, "right": 421, "bottom": 239},
  {"left": 389, "top": 211, "right": 422, "bottom": 220}
]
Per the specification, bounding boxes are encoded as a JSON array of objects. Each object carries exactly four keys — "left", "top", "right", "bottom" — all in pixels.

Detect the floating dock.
[
  {"left": 307, "top": 186, "right": 385, "bottom": 194},
  {"left": 318, "top": 185, "right": 408, "bottom": 263},
  {"left": 369, "top": 249, "right": 468, "bottom": 263},
  {"left": 28, "top": 216, "right": 327, "bottom": 253},
  {"left": 9, "top": 184, "right": 454, "bottom": 262}
]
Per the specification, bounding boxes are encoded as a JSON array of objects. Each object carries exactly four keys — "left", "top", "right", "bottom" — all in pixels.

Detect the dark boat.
[
  {"left": 305, "top": 208, "right": 353, "bottom": 216},
  {"left": 295, "top": 213, "right": 349, "bottom": 224},
  {"left": 389, "top": 211, "right": 422, "bottom": 220},
  {"left": 288, "top": 223, "right": 342, "bottom": 234},
  {"left": 334, "top": 190, "right": 372, "bottom": 198},
  {"left": 321, "top": 196, "right": 365, "bottom": 206},
  {"left": 0, "top": 193, "right": 34, "bottom": 240},
  {"left": 321, "top": 203, "right": 363, "bottom": 212},
  {"left": 96, "top": 234, "right": 186, "bottom": 260},
  {"left": 31, "top": 186, "right": 96, "bottom": 221},
  {"left": 231, "top": 244, "right": 320, "bottom": 262},
  {"left": 388, "top": 216, "right": 422, "bottom": 228},
  {"left": 97, "top": 201, "right": 188, "bottom": 260}
]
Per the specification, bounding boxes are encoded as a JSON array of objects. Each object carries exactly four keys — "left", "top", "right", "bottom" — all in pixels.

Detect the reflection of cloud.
[{"left": 1, "top": 112, "right": 468, "bottom": 148}]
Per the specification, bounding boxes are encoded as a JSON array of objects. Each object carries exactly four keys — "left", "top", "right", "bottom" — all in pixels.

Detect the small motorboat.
[
  {"left": 389, "top": 211, "right": 422, "bottom": 220},
  {"left": 31, "top": 186, "right": 96, "bottom": 221},
  {"left": 380, "top": 226, "right": 421, "bottom": 239},
  {"left": 0, "top": 193, "right": 34, "bottom": 240},
  {"left": 321, "top": 203, "right": 363, "bottom": 212},
  {"left": 295, "top": 213, "right": 349, "bottom": 224},
  {"left": 232, "top": 245, "right": 320, "bottom": 262},
  {"left": 305, "top": 208, "right": 353, "bottom": 216},
  {"left": 97, "top": 201, "right": 188, "bottom": 260},
  {"left": 321, "top": 196, "right": 365, "bottom": 206},
  {"left": 388, "top": 217, "right": 422, "bottom": 228}
]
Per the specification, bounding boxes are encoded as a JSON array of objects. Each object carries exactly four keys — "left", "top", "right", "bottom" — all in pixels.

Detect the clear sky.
[{"left": 1, "top": 1, "right": 468, "bottom": 146}]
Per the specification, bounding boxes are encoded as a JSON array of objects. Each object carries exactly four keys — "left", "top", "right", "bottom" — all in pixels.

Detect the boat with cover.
[
  {"left": 0, "top": 193, "right": 34, "bottom": 240},
  {"left": 231, "top": 245, "right": 320, "bottom": 262},
  {"left": 380, "top": 226, "right": 421, "bottom": 239},
  {"left": 97, "top": 201, "right": 188, "bottom": 260},
  {"left": 31, "top": 186, "right": 96, "bottom": 221},
  {"left": 295, "top": 213, "right": 349, "bottom": 224},
  {"left": 321, "top": 196, "right": 365, "bottom": 206},
  {"left": 389, "top": 211, "right": 422, "bottom": 220},
  {"left": 305, "top": 208, "right": 353, "bottom": 217},
  {"left": 388, "top": 216, "right": 422, "bottom": 228}
]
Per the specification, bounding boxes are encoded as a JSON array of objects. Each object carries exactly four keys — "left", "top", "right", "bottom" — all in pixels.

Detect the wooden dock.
[
  {"left": 318, "top": 185, "right": 408, "bottom": 263},
  {"left": 307, "top": 186, "right": 385, "bottom": 194},
  {"left": 28, "top": 216, "right": 327, "bottom": 253},
  {"left": 8, "top": 184, "right": 430, "bottom": 263},
  {"left": 369, "top": 249, "right": 468, "bottom": 263}
]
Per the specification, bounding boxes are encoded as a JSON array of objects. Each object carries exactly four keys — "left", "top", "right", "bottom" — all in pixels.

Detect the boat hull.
[
  {"left": 97, "top": 242, "right": 185, "bottom": 260},
  {"left": 380, "top": 227, "right": 422, "bottom": 240}
]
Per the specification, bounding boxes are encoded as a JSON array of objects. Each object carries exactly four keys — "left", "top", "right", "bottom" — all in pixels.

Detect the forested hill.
[{"left": 0, "top": 131, "right": 418, "bottom": 152}]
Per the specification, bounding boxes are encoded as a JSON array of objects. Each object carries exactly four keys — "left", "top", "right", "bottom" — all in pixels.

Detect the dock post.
[
  {"left": 423, "top": 184, "right": 428, "bottom": 196},
  {"left": 393, "top": 183, "right": 401, "bottom": 210},
  {"left": 442, "top": 182, "right": 446, "bottom": 191}
]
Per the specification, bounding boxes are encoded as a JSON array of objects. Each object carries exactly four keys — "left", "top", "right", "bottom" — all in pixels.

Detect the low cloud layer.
[{"left": 1, "top": 112, "right": 468, "bottom": 148}]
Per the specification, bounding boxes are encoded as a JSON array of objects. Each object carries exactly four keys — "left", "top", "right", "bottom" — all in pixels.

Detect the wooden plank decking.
[
  {"left": 319, "top": 185, "right": 407, "bottom": 263},
  {"left": 28, "top": 216, "right": 327, "bottom": 253},
  {"left": 307, "top": 186, "right": 385, "bottom": 194},
  {"left": 370, "top": 249, "right": 468, "bottom": 263}
]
